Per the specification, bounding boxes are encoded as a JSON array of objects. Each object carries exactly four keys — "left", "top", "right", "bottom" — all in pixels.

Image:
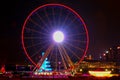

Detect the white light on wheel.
[{"left": 53, "top": 31, "right": 64, "bottom": 43}]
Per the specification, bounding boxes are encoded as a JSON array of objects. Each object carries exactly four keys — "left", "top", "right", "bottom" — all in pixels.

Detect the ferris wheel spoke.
[
  {"left": 26, "top": 42, "right": 41, "bottom": 48},
  {"left": 48, "top": 46, "right": 59, "bottom": 71},
  {"left": 24, "top": 36, "right": 44, "bottom": 39},
  {"left": 60, "top": 45, "right": 74, "bottom": 67},
  {"left": 57, "top": 7, "right": 62, "bottom": 27},
  {"left": 67, "top": 32, "right": 86, "bottom": 37},
  {"left": 64, "top": 41, "right": 84, "bottom": 53},
  {"left": 25, "top": 27, "right": 48, "bottom": 36},
  {"left": 57, "top": 45, "right": 67, "bottom": 69},
  {"left": 29, "top": 18, "right": 49, "bottom": 33},
  {"left": 62, "top": 44, "right": 80, "bottom": 60},
  {"left": 44, "top": 8, "right": 53, "bottom": 29},
  {"left": 59, "top": 46, "right": 69, "bottom": 68},
  {"left": 47, "top": 47, "right": 54, "bottom": 63},
  {"left": 68, "top": 18, "right": 76, "bottom": 26},
  {"left": 64, "top": 17, "right": 77, "bottom": 29},
  {"left": 35, "top": 12, "right": 51, "bottom": 32},
  {"left": 66, "top": 38, "right": 87, "bottom": 44},
  {"left": 24, "top": 36, "right": 49, "bottom": 40},
  {"left": 60, "top": 11, "right": 70, "bottom": 28},
  {"left": 55, "top": 47, "right": 58, "bottom": 70},
  {"left": 25, "top": 40, "right": 48, "bottom": 49},
  {"left": 31, "top": 45, "right": 46, "bottom": 58},
  {"left": 52, "top": 7, "right": 56, "bottom": 27}
]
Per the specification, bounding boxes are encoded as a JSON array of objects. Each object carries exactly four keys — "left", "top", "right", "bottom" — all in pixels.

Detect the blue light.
[{"left": 38, "top": 52, "right": 52, "bottom": 72}]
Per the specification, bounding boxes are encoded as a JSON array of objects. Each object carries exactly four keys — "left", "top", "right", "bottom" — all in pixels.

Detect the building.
[
  {"left": 105, "top": 45, "right": 120, "bottom": 62},
  {"left": 84, "top": 54, "right": 93, "bottom": 60},
  {"left": 75, "top": 60, "right": 120, "bottom": 74}
]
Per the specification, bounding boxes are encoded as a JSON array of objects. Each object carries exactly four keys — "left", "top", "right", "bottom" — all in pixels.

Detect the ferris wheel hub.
[{"left": 53, "top": 31, "right": 64, "bottom": 43}]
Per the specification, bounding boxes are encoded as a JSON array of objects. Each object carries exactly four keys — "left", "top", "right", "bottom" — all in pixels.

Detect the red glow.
[{"left": 0, "top": 65, "right": 5, "bottom": 73}]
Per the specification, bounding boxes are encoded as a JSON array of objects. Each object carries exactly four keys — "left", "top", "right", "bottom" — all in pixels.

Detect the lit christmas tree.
[{"left": 38, "top": 52, "right": 52, "bottom": 72}]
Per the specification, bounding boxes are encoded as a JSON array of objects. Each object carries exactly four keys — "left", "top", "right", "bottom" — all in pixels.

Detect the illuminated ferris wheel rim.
[{"left": 21, "top": 3, "right": 89, "bottom": 67}]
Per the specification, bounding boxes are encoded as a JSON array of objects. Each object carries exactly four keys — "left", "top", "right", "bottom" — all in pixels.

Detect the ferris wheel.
[{"left": 21, "top": 4, "right": 89, "bottom": 72}]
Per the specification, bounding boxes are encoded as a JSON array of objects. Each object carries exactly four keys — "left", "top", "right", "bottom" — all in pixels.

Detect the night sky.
[{"left": 0, "top": 0, "right": 120, "bottom": 65}]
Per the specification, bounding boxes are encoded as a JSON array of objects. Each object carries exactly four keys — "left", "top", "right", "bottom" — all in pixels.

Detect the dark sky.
[{"left": 0, "top": 0, "right": 120, "bottom": 65}]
